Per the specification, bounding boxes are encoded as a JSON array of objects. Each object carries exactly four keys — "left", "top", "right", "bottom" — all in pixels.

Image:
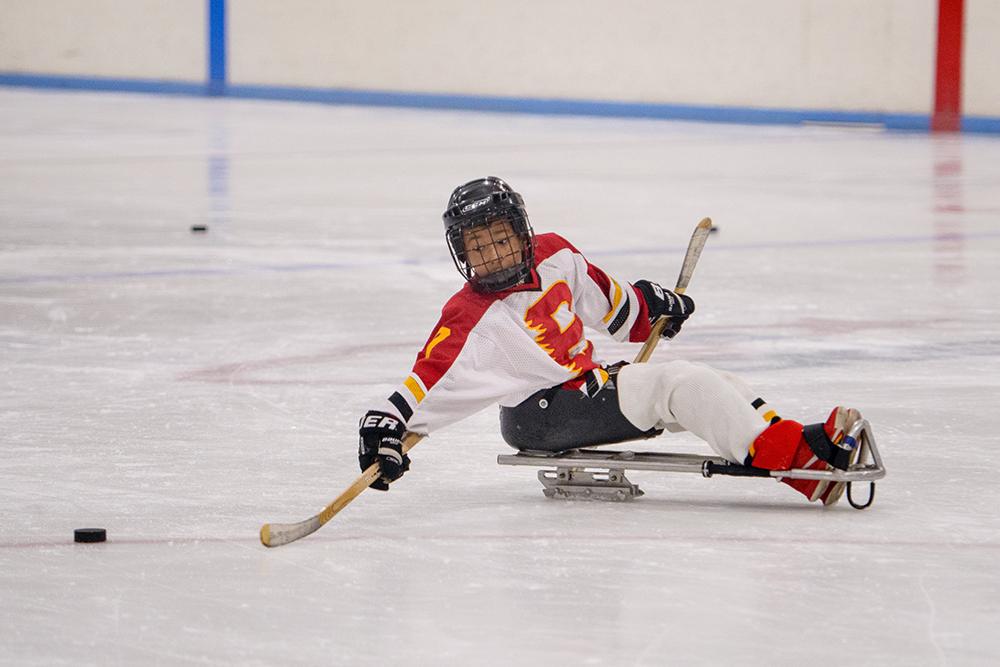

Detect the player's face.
[{"left": 462, "top": 218, "right": 524, "bottom": 279}]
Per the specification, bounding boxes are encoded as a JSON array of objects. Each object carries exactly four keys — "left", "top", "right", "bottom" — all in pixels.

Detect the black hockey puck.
[
  {"left": 190, "top": 224, "right": 208, "bottom": 233},
  {"left": 74, "top": 528, "right": 107, "bottom": 543}
]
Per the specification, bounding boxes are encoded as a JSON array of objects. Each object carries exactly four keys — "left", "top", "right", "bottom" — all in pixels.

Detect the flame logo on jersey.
[{"left": 524, "top": 280, "right": 594, "bottom": 376}]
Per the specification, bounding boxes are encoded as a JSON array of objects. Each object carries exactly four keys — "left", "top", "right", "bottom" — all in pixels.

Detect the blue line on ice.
[{"left": 3, "top": 230, "right": 998, "bottom": 285}]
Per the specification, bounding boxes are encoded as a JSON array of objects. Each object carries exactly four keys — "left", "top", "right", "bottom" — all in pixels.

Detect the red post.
[{"left": 933, "top": 0, "right": 965, "bottom": 132}]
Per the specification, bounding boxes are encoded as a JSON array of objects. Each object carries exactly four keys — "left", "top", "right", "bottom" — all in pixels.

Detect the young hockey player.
[{"left": 358, "top": 177, "right": 862, "bottom": 506}]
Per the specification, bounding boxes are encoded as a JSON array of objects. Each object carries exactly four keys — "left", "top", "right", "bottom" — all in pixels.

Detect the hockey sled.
[{"left": 498, "top": 417, "right": 886, "bottom": 509}]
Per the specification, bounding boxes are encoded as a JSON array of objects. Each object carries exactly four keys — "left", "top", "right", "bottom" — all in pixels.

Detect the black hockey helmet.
[{"left": 442, "top": 177, "right": 535, "bottom": 292}]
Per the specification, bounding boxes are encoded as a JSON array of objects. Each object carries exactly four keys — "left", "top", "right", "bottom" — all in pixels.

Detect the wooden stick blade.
[
  {"left": 261, "top": 517, "right": 322, "bottom": 548},
  {"left": 674, "top": 217, "right": 713, "bottom": 295},
  {"left": 259, "top": 432, "right": 424, "bottom": 547}
]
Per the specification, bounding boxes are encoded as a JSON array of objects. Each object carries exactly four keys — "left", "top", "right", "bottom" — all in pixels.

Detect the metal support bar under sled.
[{"left": 497, "top": 419, "right": 885, "bottom": 509}]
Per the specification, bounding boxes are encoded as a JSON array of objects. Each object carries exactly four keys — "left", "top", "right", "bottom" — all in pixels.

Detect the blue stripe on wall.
[
  {"left": 3, "top": 72, "right": 1000, "bottom": 134},
  {"left": 207, "top": 0, "right": 226, "bottom": 95},
  {"left": 0, "top": 73, "right": 205, "bottom": 96},
  {"left": 224, "top": 84, "right": 932, "bottom": 131},
  {"left": 963, "top": 116, "right": 1000, "bottom": 134}
]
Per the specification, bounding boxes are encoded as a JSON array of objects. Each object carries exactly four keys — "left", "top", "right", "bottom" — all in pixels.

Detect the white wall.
[
  {"left": 965, "top": 0, "right": 1000, "bottom": 116},
  {"left": 0, "top": 0, "right": 997, "bottom": 119},
  {"left": 229, "top": 0, "right": 938, "bottom": 113},
  {"left": 0, "top": 0, "right": 204, "bottom": 80}
]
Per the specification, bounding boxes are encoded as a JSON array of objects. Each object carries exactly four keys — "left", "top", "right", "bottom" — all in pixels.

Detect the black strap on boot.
[{"left": 802, "top": 423, "right": 852, "bottom": 470}]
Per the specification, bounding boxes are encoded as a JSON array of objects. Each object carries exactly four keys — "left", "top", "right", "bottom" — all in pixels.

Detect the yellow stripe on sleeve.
[
  {"left": 602, "top": 279, "right": 624, "bottom": 324},
  {"left": 404, "top": 375, "right": 426, "bottom": 403}
]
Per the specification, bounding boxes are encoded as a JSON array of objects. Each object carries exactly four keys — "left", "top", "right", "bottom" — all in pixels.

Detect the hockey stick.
[
  {"left": 260, "top": 218, "right": 711, "bottom": 547},
  {"left": 632, "top": 217, "right": 712, "bottom": 364},
  {"left": 260, "top": 431, "right": 423, "bottom": 547}
]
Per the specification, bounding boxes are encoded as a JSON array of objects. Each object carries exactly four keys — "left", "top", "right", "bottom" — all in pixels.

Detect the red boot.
[{"left": 749, "top": 407, "right": 862, "bottom": 505}]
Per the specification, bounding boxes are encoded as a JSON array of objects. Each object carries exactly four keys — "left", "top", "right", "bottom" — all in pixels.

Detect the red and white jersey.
[{"left": 380, "top": 233, "right": 653, "bottom": 434}]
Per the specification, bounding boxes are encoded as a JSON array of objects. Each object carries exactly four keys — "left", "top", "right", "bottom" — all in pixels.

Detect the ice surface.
[{"left": 1, "top": 88, "right": 999, "bottom": 665}]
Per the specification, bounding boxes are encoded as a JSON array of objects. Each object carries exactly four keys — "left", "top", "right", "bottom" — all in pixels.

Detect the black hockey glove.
[
  {"left": 358, "top": 410, "right": 411, "bottom": 491},
  {"left": 634, "top": 279, "right": 695, "bottom": 339}
]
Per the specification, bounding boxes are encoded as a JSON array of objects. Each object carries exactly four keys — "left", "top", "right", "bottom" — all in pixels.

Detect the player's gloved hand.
[
  {"left": 358, "top": 410, "right": 411, "bottom": 491},
  {"left": 634, "top": 279, "right": 695, "bottom": 339}
]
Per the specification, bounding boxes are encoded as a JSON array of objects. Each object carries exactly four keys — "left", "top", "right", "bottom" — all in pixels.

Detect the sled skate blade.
[{"left": 538, "top": 467, "right": 643, "bottom": 502}]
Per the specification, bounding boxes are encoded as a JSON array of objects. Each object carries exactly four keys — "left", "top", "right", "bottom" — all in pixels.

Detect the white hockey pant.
[{"left": 616, "top": 360, "right": 769, "bottom": 464}]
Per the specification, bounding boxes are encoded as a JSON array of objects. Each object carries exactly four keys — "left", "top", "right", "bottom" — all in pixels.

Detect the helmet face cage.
[{"left": 443, "top": 179, "right": 535, "bottom": 292}]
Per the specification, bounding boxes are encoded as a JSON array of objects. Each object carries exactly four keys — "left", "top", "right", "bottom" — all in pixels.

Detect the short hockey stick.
[
  {"left": 260, "top": 218, "right": 711, "bottom": 547},
  {"left": 632, "top": 217, "right": 712, "bottom": 364}
]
